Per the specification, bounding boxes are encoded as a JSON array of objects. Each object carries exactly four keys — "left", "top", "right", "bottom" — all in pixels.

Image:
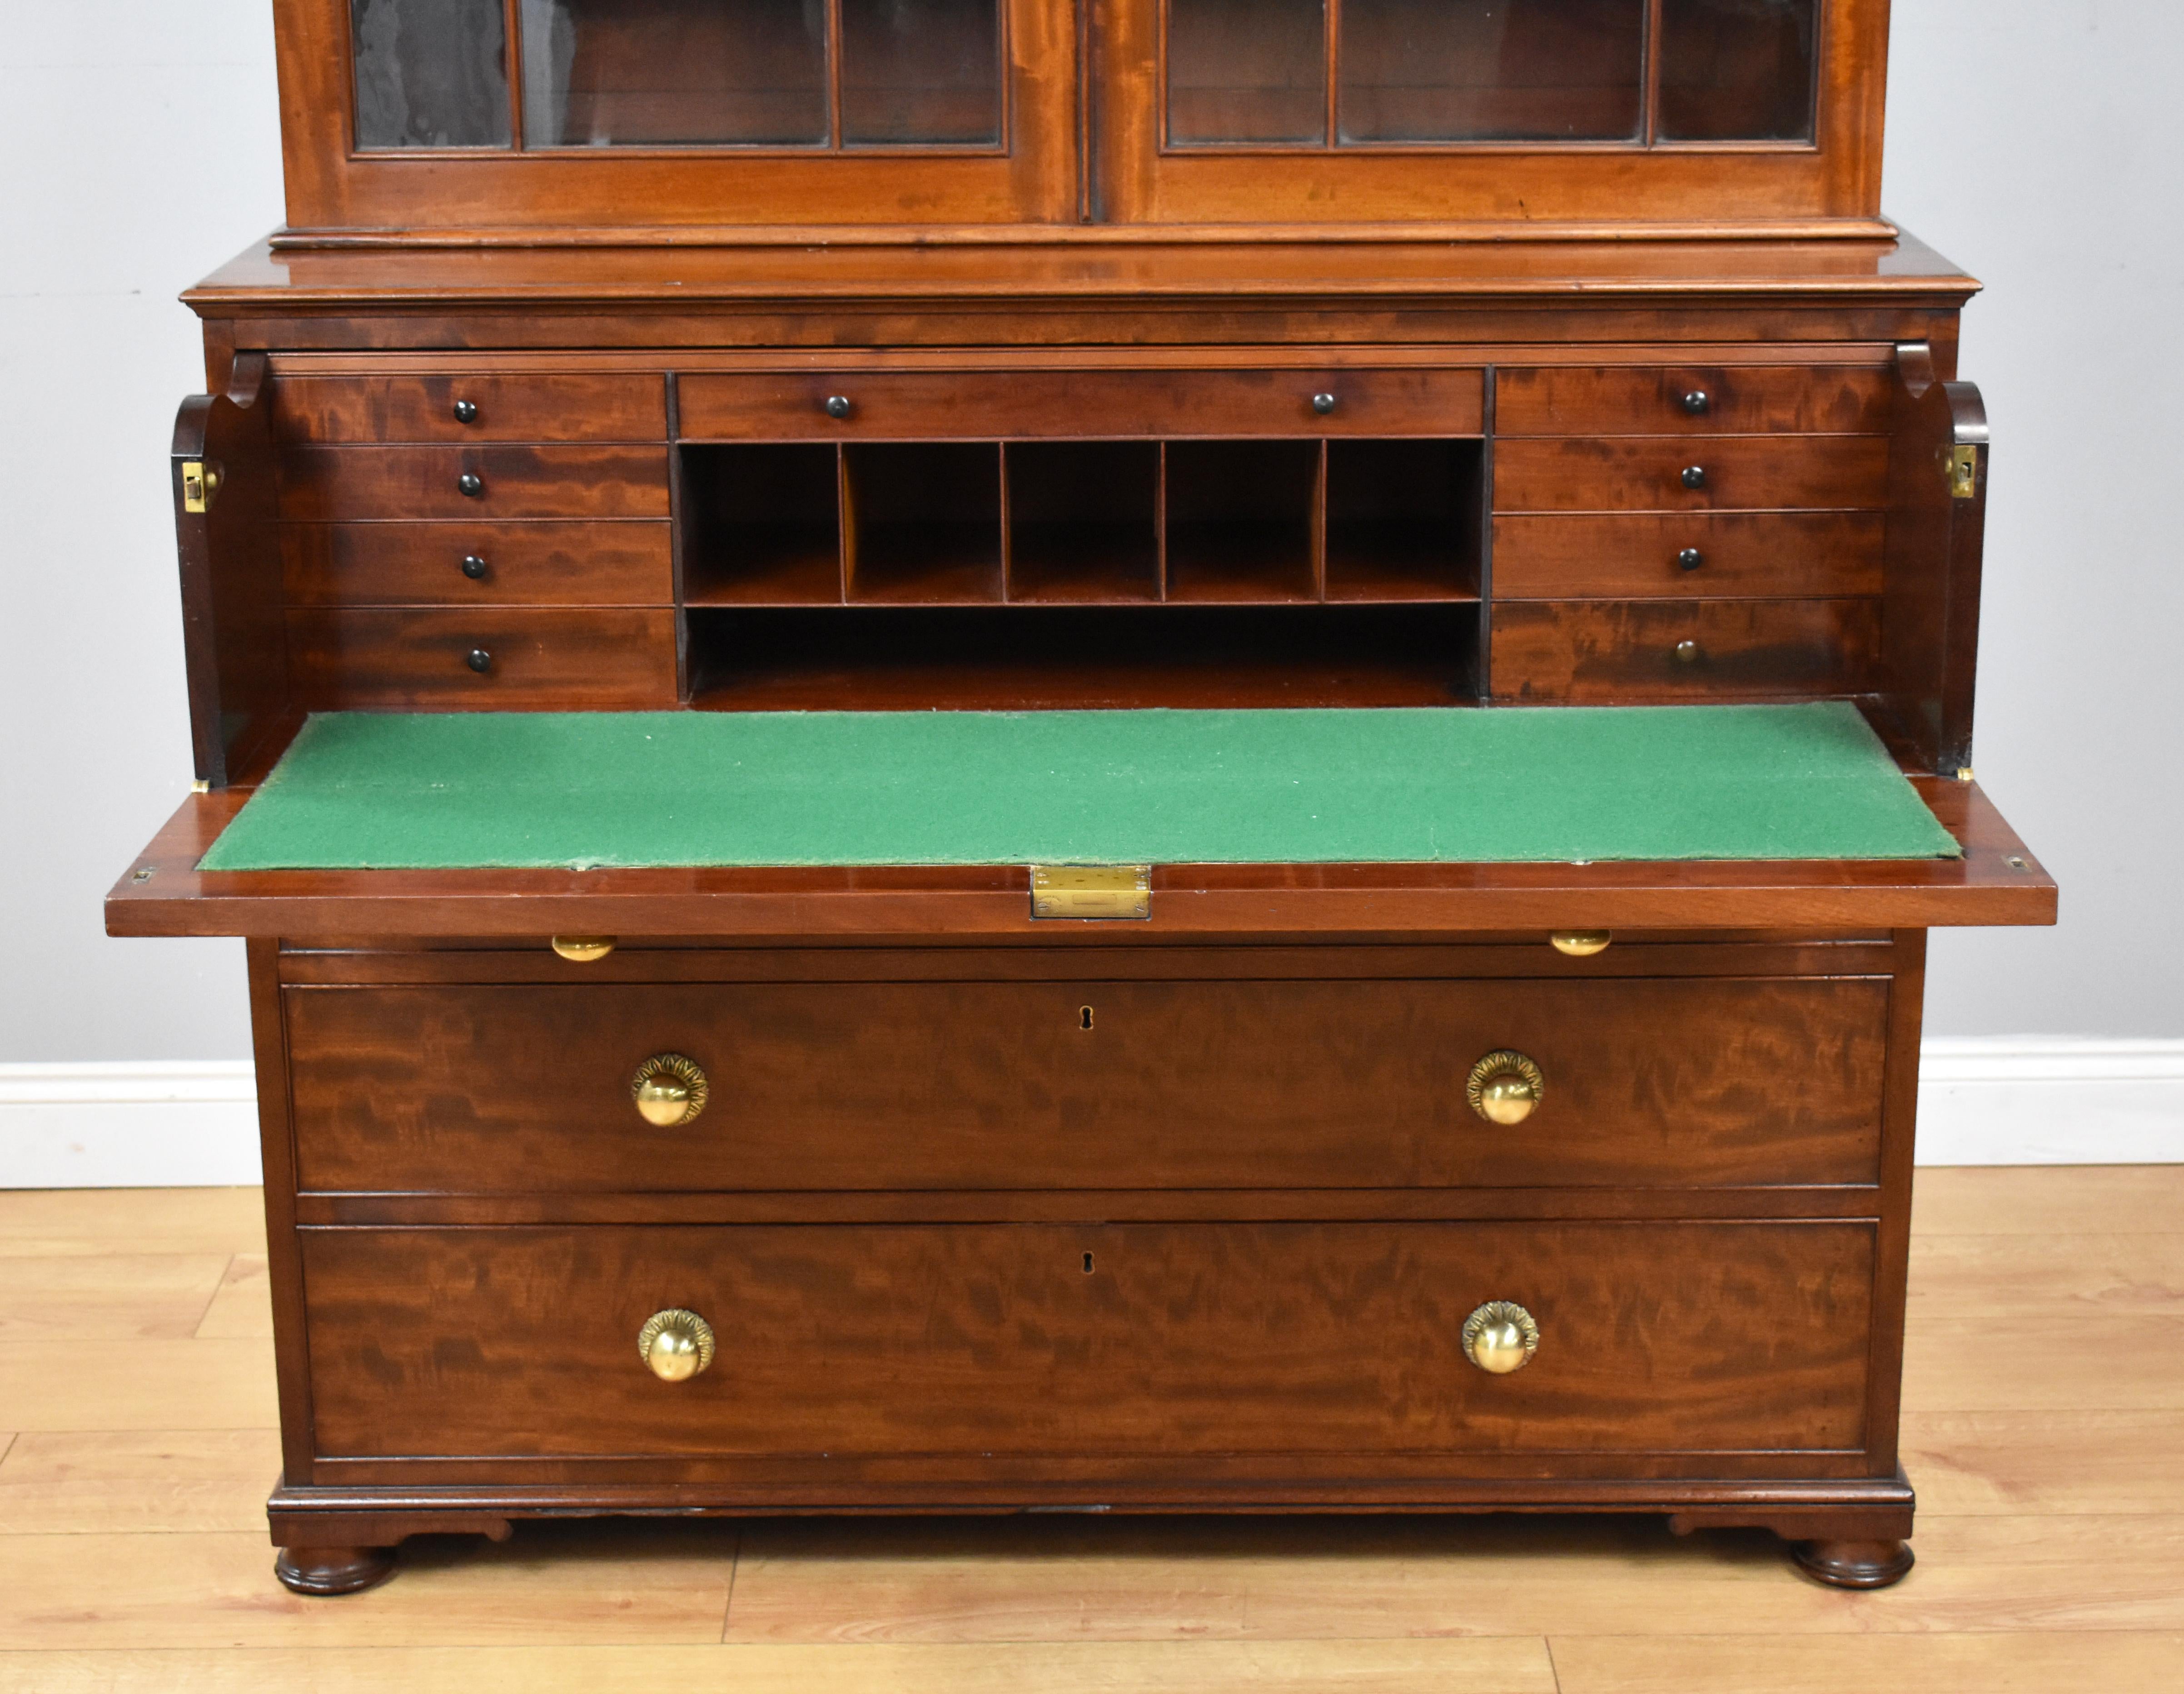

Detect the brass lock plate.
[
  {"left": 1948, "top": 443, "right": 1979, "bottom": 500},
  {"left": 1030, "top": 865, "right": 1151, "bottom": 920}
]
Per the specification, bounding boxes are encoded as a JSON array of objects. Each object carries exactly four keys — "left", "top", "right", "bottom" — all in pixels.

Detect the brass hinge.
[
  {"left": 1030, "top": 865, "right": 1151, "bottom": 921},
  {"left": 180, "top": 459, "right": 222, "bottom": 514},
  {"left": 1947, "top": 443, "right": 1979, "bottom": 500}
]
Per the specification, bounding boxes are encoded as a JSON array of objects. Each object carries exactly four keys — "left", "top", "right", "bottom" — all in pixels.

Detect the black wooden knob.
[
  {"left": 461, "top": 553, "right": 489, "bottom": 580},
  {"left": 453, "top": 399, "right": 479, "bottom": 424},
  {"left": 1681, "top": 465, "right": 1707, "bottom": 489},
  {"left": 1682, "top": 389, "right": 1711, "bottom": 415},
  {"left": 458, "top": 472, "right": 485, "bottom": 498},
  {"left": 1311, "top": 393, "right": 1337, "bottom": 415},
  {"left": 823, "top": 395, "right": 852, "bottom": 419},
  {"left": 1677, "top": 547, "right": 1703, "bottom": 572},
  {"left": 466, "top": 647, "right": 493, "bottom": 673}
]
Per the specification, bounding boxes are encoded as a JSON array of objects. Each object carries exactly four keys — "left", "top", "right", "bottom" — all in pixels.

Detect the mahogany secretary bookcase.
[{"left": 110, "top": 0, "right": 2055, "bottom": 1596}]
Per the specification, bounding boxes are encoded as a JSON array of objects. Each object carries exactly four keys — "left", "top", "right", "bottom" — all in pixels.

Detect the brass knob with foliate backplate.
[
  {"left": 1466, "top": 1051, "right": 1544, "bottom": 1126},
  {"left": 631, "top": 1053, "right": 708, "bottom": 1127},
  {"left": 1463, "top": 1301, "right": 1540, "bottom": 1374},
  {"left": 638, "top": 1309, "right": 715, "bottom": 1381}
]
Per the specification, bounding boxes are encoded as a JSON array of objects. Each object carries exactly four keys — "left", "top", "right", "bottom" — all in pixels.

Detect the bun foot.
[
  {"left": 1792, "top": 1537, "right": 1915, "bottom": 1589},
  {"left": 275, "top": 1545, "right": 397, "bottom": 1595}
]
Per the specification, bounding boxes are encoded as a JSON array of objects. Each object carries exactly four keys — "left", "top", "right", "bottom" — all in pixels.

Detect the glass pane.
[
  {"left": 1657, "top": 0, "right": 1818, "bottom": 141},
  {"left": 841, "top": 0, "right": 1003, "bottom": 145},
  {"left": 520, "top": 0, "right": 828, "bottom": 147},
  {"left": 352, "top": 0, "right": 510, "bottom": 148},
  {"left": 1168, "top": 0, "right": 1326, "bottom": 146},
  {"left": 1338, "top": 0, "right": 1645, "bottom": 143}
]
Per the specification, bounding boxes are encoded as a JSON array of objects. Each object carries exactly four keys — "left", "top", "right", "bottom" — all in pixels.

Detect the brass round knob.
[
  {"left": 637, "top": 1308, "right": 715, "bottom": 1382},
  {"left": 1463, "top": 1301, "right": 1540, "bottom": 1374},
  {"left": 1674, "top": 638, "right": 1703, "bottom": 665},
  {"left": 632, "top": 1053, "right": 708, "bottom": 1127},
  {"left": 1466, "top": 1051, "right": 1544, "bottom": 1126},
  {"left": 1550, "top": 930, "right": 1611, "bottom": 957},
  {"left": 551, "top": 935, "right": 617, "bottom": 962}
]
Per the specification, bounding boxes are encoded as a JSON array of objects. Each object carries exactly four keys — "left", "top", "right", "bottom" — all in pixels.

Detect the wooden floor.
[{"left": 0, "top": 1168, "right": 2179, "bottom": 1692}]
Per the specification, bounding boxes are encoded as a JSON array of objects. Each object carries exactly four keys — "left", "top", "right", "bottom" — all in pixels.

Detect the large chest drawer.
[
  {"left": 283, "top": 972, "right": 1889, "bottom": 1193},
  {"left": 300, "top": 1221, "right": 1874, "bottom": 1461}
]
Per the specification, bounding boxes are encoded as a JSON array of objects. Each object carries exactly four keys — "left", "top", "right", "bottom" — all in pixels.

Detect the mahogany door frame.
[
  {"left": 1092, "top": 0, "right": 1892, "bottom": 237},
  {"left": 274, "top": 0, "right": 1080, "bottom": 241}
]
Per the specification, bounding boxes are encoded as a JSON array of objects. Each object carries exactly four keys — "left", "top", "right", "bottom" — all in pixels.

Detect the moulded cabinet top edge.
[{"left": 184, "top": 231, "right": 1980, "bottom": 316}]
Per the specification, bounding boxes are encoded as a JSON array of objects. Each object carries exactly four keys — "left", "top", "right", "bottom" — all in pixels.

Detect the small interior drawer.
[
  {"left": 270, "top": 374, "right": 668, "bottom": 444},
  {"left": 1491, "top": 598, "right": 1881, "bottom": 701},
  {"left": 300, "top": 1220, "right": 1875, "bottom": 1461},
  {"left": 283, "top": 973, "right": 1889, "bottom": 1194},
  {"left": 285, "top": 607, "right": 678, "bottom": 708},
  {"left": 1495, "top": 365, "right": 1892, "bottom": 437},
  {"left": 1493, "top": 512, "right": 1886, "bottom": 600},
  {"left": 1493, "top": 437, "right": 1889, "bottom": 514},
  {"left": 282, "top": 522, "right": 674, "bottom": 607},
  {"left": 676, "top": 367, "right": 1485, "bottom": 440},
  {"left": 276, "top": 445, "right": 671, "bottom": 521}
]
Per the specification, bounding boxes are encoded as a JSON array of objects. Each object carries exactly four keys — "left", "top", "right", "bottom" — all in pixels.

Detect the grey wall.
[{"left": 0, "top": 2, "right": 2177, "bottom": 1062}]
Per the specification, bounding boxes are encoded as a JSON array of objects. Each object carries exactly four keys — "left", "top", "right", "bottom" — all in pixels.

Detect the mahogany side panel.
[
  {"left": 1879, "top": 343, "right": 1990, "bottom": 775},
  {"left": 172, "top": 354, "right": 289, "bottom": 786}
]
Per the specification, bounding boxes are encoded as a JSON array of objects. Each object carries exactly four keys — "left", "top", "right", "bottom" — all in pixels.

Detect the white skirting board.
[{"left": 1, "top": 1041, "right": 2180, "bottom": 1186}]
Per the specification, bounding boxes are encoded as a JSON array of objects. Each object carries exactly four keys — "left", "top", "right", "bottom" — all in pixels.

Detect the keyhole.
[
  {"left": 1079, "top": 1006, "right": 1094, "bottom": 1031},
  {"left": 1082, "top": 1252, "right": 1094, "bottom": 1274}
]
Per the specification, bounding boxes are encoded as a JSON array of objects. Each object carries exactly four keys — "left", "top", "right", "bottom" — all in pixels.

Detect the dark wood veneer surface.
[{"left": 300, "top": 1221, "right": 1874, "bottom": 1460}]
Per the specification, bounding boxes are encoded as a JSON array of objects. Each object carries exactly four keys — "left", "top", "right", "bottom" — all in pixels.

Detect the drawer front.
[
  {"left": 284, "top": 976, "right": 1888, "bottom": 1193},
  {"left": 1491, "top": 599, "right": 1880, "bottom": 702},
  {"left": 302, "top": 1221, "right": 1875, "bottom": 1460},
  {"left": 1493, "top": 513, "right": 1885, "bottom": 600},
  {"left": 1493, "top": 437, "right": 1889, "bottom": 513},
  {"left": 277, "top": 446, "right": 671, "bottom": 521},
  {"left": 286, "top": 608, "right": 678, "bottom": 708},
  {"left": 271, "top": 374, "right": 667, "bottom": 444},
  {"left": 677, "top": 368, "right": 1486, "bottom": 441},
  {"left": 1496, "top": 366, "right": 1892, "bottom": 437},
  {"left": 283, "top": 522, "right": 675, "bottom": 608}
]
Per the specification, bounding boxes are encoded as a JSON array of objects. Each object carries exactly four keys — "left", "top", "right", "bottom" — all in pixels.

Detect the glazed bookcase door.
[
  {"left": 281, "top": 0, "right": 1076, "bottom": 237},
  {"left": 1094, "top": 0, "right": 1887, "bottom": 232}
]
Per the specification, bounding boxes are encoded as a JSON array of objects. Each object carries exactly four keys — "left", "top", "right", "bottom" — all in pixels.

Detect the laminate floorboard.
[{"left": 0, "top": 1167, "right": 2174, "bottom": 1691}]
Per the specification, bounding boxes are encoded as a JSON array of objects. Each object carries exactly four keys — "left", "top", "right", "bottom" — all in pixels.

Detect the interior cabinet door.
[
  {"left": 1093, "top": 0, "right": 1887, "bottom": 232},
  {"left": 284, "top": 0, "right": 1078, "bottom": 235}
]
